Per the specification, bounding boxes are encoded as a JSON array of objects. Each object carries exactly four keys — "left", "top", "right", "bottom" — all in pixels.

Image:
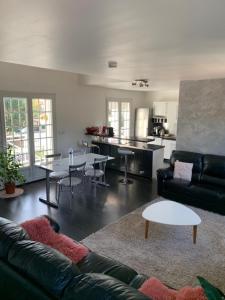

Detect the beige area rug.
[{"left": 82, "top": 197, "right": 225, "bottom": 292}]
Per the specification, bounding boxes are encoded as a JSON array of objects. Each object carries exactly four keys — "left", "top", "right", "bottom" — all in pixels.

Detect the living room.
[{"left": 0, "top": 1, "right": 225, "bottom": 299}]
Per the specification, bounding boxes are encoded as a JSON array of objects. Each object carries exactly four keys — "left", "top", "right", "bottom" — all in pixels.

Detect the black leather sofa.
[
  {"left": 0, "top": 216, "right": 150, "bottom": 300},
  {"left": 157, "top": 150, "right": 225, "bottom": 215}
]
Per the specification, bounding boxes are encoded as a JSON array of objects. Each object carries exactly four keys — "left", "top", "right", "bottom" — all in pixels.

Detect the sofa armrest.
[
  {"left": 157, "top": 167, "right": 173, "bottom": 181},
  {"left": 157, "top": 167, "right": 173, "bottom": 195},
  {"left": 42, "top": 215, "right": 60, "bottom": 233}
]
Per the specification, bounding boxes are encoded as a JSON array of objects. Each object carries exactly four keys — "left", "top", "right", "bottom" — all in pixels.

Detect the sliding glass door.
[{"left": 0, "top": 93, "right": 56, "bottom": 182}]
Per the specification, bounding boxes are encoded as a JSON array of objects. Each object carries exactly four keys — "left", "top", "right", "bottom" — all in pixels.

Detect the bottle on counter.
[{"left": 68, "top": 147, "right": 74, "bottom": 164}]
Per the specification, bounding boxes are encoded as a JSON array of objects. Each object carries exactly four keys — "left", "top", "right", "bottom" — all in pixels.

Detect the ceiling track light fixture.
[{"left": 132, "top": 79, "right": 149, "bottom": 88}]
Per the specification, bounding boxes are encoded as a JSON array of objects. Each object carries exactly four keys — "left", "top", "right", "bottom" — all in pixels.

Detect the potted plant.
[{"left": 0, "top": 145, "right": 25, "bottom": 194}]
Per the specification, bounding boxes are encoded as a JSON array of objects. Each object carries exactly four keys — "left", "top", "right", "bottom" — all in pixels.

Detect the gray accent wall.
[{"left": 177, "top": 78, "right": 225, "bottom": 156}]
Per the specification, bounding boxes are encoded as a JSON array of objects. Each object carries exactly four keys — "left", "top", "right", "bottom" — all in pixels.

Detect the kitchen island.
[{"left": 91, "top": 137, "right": 164, "bottom": 179}]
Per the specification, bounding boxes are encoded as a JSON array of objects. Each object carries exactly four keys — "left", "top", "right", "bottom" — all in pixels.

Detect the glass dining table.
[{"left": 36, "top": 153, "right": 114, "bottom": 209}]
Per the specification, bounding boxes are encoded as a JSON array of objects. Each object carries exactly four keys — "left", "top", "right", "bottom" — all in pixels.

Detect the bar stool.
[{"left": 118, "top": 148, "right": 134, "bottom": 184}]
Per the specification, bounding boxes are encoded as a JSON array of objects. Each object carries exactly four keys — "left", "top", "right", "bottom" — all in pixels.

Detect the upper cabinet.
[
  {"left": 153, "top": 101, "right": 178, "bottom": 135},
  {"left": 153, "top": 102, "right": 167, "bottom": 116}
]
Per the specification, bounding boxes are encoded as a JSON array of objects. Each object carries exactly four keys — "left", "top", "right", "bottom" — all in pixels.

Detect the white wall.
[{"left": 0, "top": 61, "right": 146, "bottom": 155}]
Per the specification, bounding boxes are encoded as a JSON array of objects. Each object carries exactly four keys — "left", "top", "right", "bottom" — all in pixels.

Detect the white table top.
[
  {"left": 142, "top": 200, "right": 201, "bottom": 226},
  {"left": 36, "top": 153, "right": 114, "bottom": 172}
]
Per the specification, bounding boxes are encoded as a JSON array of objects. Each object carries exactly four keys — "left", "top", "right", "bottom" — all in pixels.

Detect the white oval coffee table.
[{"left": 142, "top": 200, "right": 201, "bottom": 244}]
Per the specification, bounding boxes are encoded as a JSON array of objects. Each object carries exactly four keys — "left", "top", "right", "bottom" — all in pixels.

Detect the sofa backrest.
[
  {"left": 0, "top": 217, "right": 29, "bottom": 259},
  {"left": 0, "top": 217, "right": 80, "bottom": 299},
  {"left": 8, "top": 240, "right": 81, "bottom": 298},
  {"left": 170, "top": 150, "right": 203, "bottom": 182},
  {"left": 201, "top": 154, "right": 225, "bottom": 187}
]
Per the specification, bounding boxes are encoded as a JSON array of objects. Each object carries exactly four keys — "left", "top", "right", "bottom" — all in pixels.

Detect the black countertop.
[
  {"left": 150, "top": 135, "right": 176, "bottom": 141},
  {"left": 92, "top": 138, "right": 164, "bottom": 151}
]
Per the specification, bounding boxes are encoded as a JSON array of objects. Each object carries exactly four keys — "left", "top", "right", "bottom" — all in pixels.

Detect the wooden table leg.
[
  {"left": 145, "top": 220, "right": 150, "bottom": 239},
  {"left": 193, "top": 225, "right": 197, "bottom": 244}
]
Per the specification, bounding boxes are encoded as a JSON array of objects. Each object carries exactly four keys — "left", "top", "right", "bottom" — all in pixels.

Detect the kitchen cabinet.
[
  {"left": 153, "top": 137, "right": 162, "bottom": 145},
  {"left": 92, "top": 141, "right": 153, "bottom": 178},
  {"left": 162, "top": 139, "right": 176, "bottom": 160},
  {"left": 153, "top": 102, "right": 167, "bottom": 116},
  {"left": 153, "top": 101, "right": 178, "bottom": 135}
]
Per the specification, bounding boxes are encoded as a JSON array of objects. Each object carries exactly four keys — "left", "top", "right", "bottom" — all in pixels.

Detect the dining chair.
[
  {"left": 45, "top": 153, "right": 69, "bottom": 200},
  {"left": 57, "top": 161, "right": 86, "bottom": 209},
  {"left": 82, "top": 140, "right": 100, "bottom": 154},
  {"left": 85, "top": 156, "right": 108, "bottom": 195}
]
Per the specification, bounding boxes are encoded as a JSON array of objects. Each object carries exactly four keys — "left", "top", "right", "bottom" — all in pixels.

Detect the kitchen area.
[
  {"left": 86, "top": 100, "right": 178, "bottom": 180},
  {"left": 147, "top": 101, "right": 178, "bottom": 160}
]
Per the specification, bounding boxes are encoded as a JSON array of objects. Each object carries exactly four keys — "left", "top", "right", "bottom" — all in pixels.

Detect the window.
[
  {"left": 107, "top": 101, "right": 119, "bottom": 137},
  {"left": 1, "top": 94, "right": 55, "bottom": 167},
  {"left": 3, "top": 97, "right": 30, "bottom": 166},
  {"left": 32, "top": 98, "right": 54, "bottom": 162},
  {"left": 107, "top": 99, "right": 131, "bottom": 138}
]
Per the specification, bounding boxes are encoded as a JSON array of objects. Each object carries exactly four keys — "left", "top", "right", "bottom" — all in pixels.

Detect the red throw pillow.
[
  {"left": 139, "top": 277, "right": 207, "bottom": 300},
  {"left": 21, "top": 217, "right": 89, "bottom": 263}
]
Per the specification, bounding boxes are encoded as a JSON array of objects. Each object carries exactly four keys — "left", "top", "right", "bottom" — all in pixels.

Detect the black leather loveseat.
[
  {"left": 0, "top": 216, "right": 150, "bottom": 300},
  {"left": 157, "top": 150, "right": 225, "bottom": 215}
]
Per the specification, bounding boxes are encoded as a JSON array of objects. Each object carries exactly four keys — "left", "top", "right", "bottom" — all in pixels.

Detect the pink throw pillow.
[
  {"left": 177, "top": 286, "right": 207, "bottom": 300},
  {"left": 21, "top": 217, "right": 89, "bottom": 263},
  {"left": 139, "top": 277, "right": 207, "bottom": 300},
  {"left": 139, "top": 277, "right": 177, "bottom": 300}
]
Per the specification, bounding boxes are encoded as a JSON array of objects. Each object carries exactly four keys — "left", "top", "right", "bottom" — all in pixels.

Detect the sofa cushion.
[
  {"left": 0, "top": 217, "right": 29, "bottom": 259},
  {"left": 8, "top": 240, "right": 80, "bottom": 298},
  {"left": 0, "top": 260, "right": 52, "bottom": 300},
  {"left": 202, "top": 154, "right": 225, "bottom": 187},
  {"left": 170, "top": 151, "right": 203, "bottom": 182},
  {"left": 189, "top": 183, "right": 225, "bottom": 201},
  {"left": 164, "top": 178, "right": 191, "bottom": 192},
  {"left": 62, "top": 273, "right": 150, "bottom": 300},
  {"left": 77, "top": 251, "right": 138, "bottom": 285},
  {"left": 129, "top": 274, "right": 149, "bottom": 289}
]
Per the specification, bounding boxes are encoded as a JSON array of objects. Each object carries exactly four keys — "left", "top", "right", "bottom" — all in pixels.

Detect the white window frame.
[
  {"left": 0, "top": 91, "right": 57, "bottom": 170},
  {"left": 106, "top": 98, "right": 132, "bottom": 138}
]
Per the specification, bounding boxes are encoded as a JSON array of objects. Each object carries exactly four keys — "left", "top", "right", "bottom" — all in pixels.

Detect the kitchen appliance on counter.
[
  {"left": 152, "top": 116, "right": 168, "bottom": 137},
  {"left": 85, "top": 126, "right": 114, "bottom": 137},
  {"left": 134, "top": 108, "right": 150, "bottom": 139}
]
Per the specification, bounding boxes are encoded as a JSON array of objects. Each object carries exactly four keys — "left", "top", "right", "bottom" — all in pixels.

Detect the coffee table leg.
[
  {"left": 193, "top": 225, "right": 197, "bottom": 244},
  {"left": 145, "top": 220, "right": 149, "bottom": 239}
]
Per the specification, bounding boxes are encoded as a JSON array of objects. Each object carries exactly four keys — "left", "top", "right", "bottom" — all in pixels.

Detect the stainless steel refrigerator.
[{"left": 134, "top": 108, "right": 150, "bottom": 138}]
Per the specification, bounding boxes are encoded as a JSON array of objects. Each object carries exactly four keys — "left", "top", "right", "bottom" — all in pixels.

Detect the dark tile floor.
[{"left": 0, "top": 170, "right": 158, "bottom": 241}]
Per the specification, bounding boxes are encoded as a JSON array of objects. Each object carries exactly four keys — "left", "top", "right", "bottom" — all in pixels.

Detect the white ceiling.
[{"left": 1, "top": 0, "right": 225, "bottom": 91}]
